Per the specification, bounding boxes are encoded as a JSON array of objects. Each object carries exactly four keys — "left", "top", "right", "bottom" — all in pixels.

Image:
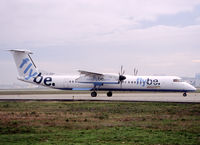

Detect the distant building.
[
  {"left": 195, "top": 73, "right": 200, "bottom": 88},
  {"left": 182, "top": 77, "right": 195, "bottom": 86},
  {"left": 181, "top": 73, "right": 200, "bottom": 88}
]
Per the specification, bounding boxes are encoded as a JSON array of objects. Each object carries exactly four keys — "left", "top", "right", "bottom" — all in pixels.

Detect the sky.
[{"left": 0, "top": 0, "right": 200, "bottom": 85}]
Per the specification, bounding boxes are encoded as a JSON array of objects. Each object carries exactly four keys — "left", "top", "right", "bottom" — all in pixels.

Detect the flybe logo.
[
  {"left": 19, "top": 58, "right": 38, "bottom": 80},
  {"left": 136, "top": 78, "right": 160, "bottom": 87},
  {"left": 20, "top": 58, "right": 55, "bottom": 87}
]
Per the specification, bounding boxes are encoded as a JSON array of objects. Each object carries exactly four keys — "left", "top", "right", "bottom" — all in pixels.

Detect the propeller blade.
[
  {"left": 133, "top": 68, "right": 138, "bottom": 76},
  {"left": 134, "top": 68, "right": 136, "bottom": 75},
  {"left": 122, "top": 70, "right": 125, "bottom": 75}
]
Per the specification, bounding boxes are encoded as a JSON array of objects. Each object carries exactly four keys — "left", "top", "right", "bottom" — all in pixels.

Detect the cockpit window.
[{"left": 173, "top": 79, "right": 183, "bottom": 82}]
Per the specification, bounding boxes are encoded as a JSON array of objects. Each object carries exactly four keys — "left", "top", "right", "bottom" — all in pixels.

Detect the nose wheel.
[
  {"left": 183, "top": 92, "right": 187, "bottom": 97},
  {"left": 91, "top": 91, "right": 97, "bottom": 97},
  {"left": 107, "top": 91, "right": 112, "bottom": 97}
]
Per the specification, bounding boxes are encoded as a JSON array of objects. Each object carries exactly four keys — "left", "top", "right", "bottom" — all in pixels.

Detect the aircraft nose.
[
  {"left": 191, "top": 86, "right": 197, "bottom": 91},
  {"left": 187, "top": 83, "right": 196, "bottom": 92}
]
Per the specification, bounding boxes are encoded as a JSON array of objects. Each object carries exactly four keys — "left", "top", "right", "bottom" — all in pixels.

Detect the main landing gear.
[
  {"left": 90, "top": 91, "right": 113, "bottom": 97},
  {"left": 107, "top": 91, "right": 112, "bottom": 97},
  {"left": 183, "top": 92, "right": 187, "bottom": 97},
  {"left": 91, "top": 91, "right": 97, "bottom": 97}
]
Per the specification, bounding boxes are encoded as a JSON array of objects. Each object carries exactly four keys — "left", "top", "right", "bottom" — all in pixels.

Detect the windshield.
[{"left": 173, "top": 79, "right": 183, "bottom": 82}]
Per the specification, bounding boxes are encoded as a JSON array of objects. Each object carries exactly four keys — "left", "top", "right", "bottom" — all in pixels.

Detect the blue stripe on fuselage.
[{"left": 56, "top": 88, "right": 195, "bottom": 92}]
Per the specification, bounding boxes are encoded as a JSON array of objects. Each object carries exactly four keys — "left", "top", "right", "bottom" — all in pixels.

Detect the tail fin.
[{"left": 9, "top": 49, "right": 39, "bottom": 82}]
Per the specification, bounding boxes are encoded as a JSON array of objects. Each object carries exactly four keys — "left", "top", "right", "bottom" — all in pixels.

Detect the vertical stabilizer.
[{"left": 9, "top": 49, "right": 39, "bottom": 82}]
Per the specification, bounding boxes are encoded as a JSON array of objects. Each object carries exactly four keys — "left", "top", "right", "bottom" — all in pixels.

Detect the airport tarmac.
[{"left": 0, "top": 93, "right": 199, "bottom": 103}]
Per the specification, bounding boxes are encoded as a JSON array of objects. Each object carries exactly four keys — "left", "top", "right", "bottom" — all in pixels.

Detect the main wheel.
[
  {"left": 107, "top": 91, "right": 112, "bottom": 97},
  {"left": 91, "top": 91, "right": 97, "bottom": 97},
  {"left": 183, "top": 92, "right": 187, "bottom": 97}
]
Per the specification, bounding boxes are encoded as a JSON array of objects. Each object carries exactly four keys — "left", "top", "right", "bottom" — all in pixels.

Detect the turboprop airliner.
[{"left": 9, "top": 49, "right": 196, "bottom": 97}]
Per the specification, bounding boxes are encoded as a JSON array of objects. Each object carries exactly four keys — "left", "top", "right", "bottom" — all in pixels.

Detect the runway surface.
[{"left": 0, "top": 93, "right": 200, "bottom": 103}]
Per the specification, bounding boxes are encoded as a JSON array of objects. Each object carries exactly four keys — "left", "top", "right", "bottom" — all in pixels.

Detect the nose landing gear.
[{"left": 183, "top": 92, "right": 187, "bottom": 97}]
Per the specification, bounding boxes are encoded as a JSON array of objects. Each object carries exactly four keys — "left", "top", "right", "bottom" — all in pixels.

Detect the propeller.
[
  {"left": 118, "top": 65, "right": 126, "bottom": 88},
  {"left": 134, "top": 68, "right": 138, "bottom": 76}
]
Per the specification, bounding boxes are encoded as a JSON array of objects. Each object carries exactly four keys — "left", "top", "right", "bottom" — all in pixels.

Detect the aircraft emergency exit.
[{"left": 9, "top": 49, "right": 196, "bottom": 97}]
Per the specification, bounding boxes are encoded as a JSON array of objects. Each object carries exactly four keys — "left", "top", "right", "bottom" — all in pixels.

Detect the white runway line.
[{"left": 0, "top": 93, "right": 199, "bottom": 103}]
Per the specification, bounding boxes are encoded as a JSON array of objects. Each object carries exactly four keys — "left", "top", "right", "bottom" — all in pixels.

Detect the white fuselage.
[{"left": 26, "top": 74, "right": 196, "bottom": 92}]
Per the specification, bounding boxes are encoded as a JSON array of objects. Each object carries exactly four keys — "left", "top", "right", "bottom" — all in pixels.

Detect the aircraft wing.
[
  {"left": 77, "top": 70, "right": 119, "bottom": 86},
  {"left": 78, "top": 70, "right": 104, "bottom": 77}
]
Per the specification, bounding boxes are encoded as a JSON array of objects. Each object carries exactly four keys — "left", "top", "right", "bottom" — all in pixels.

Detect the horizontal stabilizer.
[{"left": 8, "top": 49, "right": 33, "bottom": 54}]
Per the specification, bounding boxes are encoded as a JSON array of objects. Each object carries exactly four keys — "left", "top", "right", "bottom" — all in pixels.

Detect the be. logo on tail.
[
  {"left": 33, "top": 73, "right": 55, "bottom": 86},
  {"left": 19, "top": 58, "right": 38, "bottom": 80}
]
